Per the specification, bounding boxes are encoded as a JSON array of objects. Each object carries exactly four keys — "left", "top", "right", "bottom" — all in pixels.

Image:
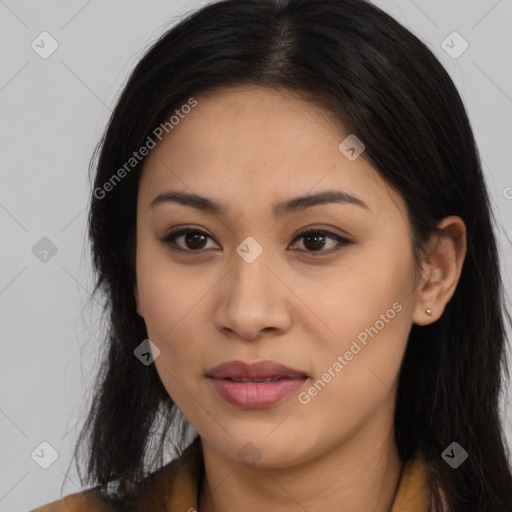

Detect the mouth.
[
  {"left": 206, "top": 360, "right": 309, "bottom": 409},
  {"left": 206, "top": 359, "right": 309, "bottom": 380},
  {"left": 219, "top": 376, "right": 300, "bottom": 382},
  {"left": 207, "top": 376, "right": 308, "bottom": 409}
]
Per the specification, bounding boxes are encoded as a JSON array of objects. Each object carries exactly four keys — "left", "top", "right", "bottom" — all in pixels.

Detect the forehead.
[{"left": 138, "top": 86, "right": 407, "bottom": 220}]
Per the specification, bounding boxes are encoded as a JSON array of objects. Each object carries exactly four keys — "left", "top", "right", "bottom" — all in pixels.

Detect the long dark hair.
[{"left": 72, "top": 0, "right": 512, "bottom": 509}]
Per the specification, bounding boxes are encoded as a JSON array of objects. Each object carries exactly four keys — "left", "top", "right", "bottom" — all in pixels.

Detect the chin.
[{"left": 212, "top": 430, "right": 311, "bottom": 469}]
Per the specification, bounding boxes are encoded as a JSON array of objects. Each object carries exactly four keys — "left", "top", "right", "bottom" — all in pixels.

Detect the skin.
[{"left": 133, "top": 86, "right": 466, "bottom": 512}]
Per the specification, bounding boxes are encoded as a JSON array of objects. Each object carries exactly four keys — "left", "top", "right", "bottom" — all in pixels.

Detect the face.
[{"left": 134, "top": 86, "right": 421, "bottom": 468}]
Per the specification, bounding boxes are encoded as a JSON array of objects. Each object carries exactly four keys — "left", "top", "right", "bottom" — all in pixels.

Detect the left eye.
[
  {"left": 290, "top": 229, "right": 351, "bottom": 254},
  {"left": 162, "top": 228, "right": 351, "bottom": 255}
]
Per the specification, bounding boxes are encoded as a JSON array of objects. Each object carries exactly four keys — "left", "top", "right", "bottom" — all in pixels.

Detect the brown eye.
[
  {"left": 163, "top": 229, "right": 219, "bottom": 252},
  {"left": 290, "top": 229, "right": 351, "bottom": 255},
  {"left": 182, "top": 232, "right": 208, "bottom": 250},
  {"left": 302, "top": 232, "right": 328, "bottom": 251},
  {"left": 162, "top": 227, "right": 351, "bottom": 256}
]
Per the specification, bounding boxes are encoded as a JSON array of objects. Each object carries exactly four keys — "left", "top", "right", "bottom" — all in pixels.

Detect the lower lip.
[{"left": 208, "top": 377, "right": 308, "bottom": 409}]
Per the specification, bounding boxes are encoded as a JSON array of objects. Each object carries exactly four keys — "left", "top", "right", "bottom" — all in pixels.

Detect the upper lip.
[{"left": 207, "top": 360, "right": 308, "bottom": 379}]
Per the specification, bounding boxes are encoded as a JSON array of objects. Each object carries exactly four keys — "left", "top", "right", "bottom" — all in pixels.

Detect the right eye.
[{"left": 162, "top": 228, "right": 220, "bottom": 253}]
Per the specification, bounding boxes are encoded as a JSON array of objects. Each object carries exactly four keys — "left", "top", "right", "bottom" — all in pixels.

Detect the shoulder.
[
  {"left": 29, "top": 488, "right": 111, "bottom": 512},
  {"left": 30, "top": 436, "right": 204, "bottom": 512}
]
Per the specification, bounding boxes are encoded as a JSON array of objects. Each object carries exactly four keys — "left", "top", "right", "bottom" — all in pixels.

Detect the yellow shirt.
[{"left": 31, "top": 437, "right": 431, "bottom": 511}]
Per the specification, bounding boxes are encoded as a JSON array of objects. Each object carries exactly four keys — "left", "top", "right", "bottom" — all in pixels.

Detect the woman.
[{"left": 31, "top": 0, "right": 512, "bottom": 510}]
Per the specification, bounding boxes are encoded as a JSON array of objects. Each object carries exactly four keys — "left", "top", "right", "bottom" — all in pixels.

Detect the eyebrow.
[{"left": 150, "top": 189, "right": 369, "bottom": 217}]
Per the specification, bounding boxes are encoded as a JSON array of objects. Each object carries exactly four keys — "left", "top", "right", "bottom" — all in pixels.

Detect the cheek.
[
  {"left": 135, "top": 240, "right": 216, "bottom": 374},
  {"left": 300, "top": 288, "right": 413, "bottom": 440},
  {"left": 138, "top": 270, "right": 206, "bottom": 403},
  {"left": 319, "top": 242, "right": 414, "bottom": 341},
  {"left": 136, "top": 235, "right": 193, "bottom": 330},
  {"left": 309, "top": 237, "right": 416, "bottom": 390},
  {"left": 138, "top": 277, "right": 203, "bottom": 357}
]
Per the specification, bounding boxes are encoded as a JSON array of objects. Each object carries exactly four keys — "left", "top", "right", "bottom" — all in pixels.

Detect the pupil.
[
  {"left": 186, "top": 232, "right": 206, "bottom": 249},
  {"left": 304, "top": 233, "right": 325, "bottom": 251}
]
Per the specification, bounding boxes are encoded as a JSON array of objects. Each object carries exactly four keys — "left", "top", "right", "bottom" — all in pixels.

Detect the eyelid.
[
  {"left": 162, "top": 227, "right": 220, "bottom": 255},
  {"left": 161, "top": 226, "right": 353, "bottom": 255},
  {"left": 289, "top": 228, "right": 351, "bottom": 253}
]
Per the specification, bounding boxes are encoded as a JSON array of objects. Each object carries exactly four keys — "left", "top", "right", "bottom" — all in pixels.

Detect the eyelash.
[{"left": 162, "top": 227, "right": 352, "bottom": 256}]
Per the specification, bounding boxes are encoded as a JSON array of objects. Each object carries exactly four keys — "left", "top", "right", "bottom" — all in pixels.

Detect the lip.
[
  {"left": 206, "top": 360, "right": 308, "bottom": 380},
  {"left": 206, "top": 360, "right": 309, "bottom": 409}
]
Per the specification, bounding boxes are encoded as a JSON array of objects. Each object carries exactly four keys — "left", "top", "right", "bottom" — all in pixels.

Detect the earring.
[{"left": 426, "top": 308, "right": 432, "bottom": 316}]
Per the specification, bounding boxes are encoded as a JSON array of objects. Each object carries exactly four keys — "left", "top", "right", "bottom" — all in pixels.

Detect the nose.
[{"left": 214, "top": 251, "right": 293, "bottom": 341}]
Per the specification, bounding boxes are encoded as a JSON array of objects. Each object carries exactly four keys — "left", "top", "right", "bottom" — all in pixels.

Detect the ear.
[
  {"left": 134, "top": 284, "right": 144, "bottom": 318},
  {"left": 412, "top": 215, "right": 467, "bottom": 326}
]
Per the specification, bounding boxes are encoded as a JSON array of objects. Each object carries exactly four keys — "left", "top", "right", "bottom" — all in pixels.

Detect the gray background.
[{"left": 1, "top": 0, "right": 511, "bottom": 510}]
